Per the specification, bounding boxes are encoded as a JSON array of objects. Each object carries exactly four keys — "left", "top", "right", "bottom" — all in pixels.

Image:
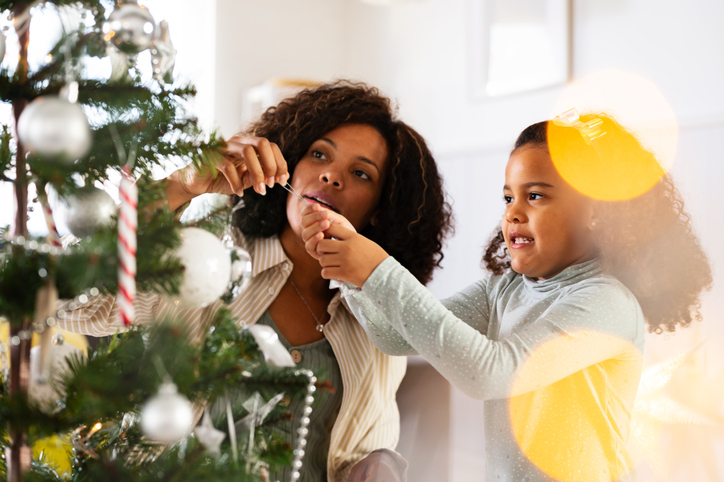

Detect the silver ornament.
[
  {"left": 103, "top": 1, "right": 156, "bottom": 54},
  {"left": 66, "top": 187, "right": 117, "bottom": 238},
  {"left": 0, "top": 30, "right": 5, "bottom": 62},
  {"left": 141, "top": 381, "right": 194, "bottom": 444},
  {"left": 17, "top": 95, "right": 92, "bottom": 162},
  {"left": 168, "top": 228, "right": 232, "bottom": 309},
  {"left": 221, "top": 232, "right": 252, "bottom": 303},
  {"left": 151, "top": 20, "right": 176, "bottom": 84}
]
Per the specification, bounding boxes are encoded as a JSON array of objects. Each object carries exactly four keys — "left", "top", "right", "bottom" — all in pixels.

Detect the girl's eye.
[
  {"left": 529, "top": 193, "right": 543, "bottom": 200},
  {"left": 353, "top": 170, "right": 370, "bottom": 180},
  {"left": 503, "top": 195, "right": 513, "bottom": 204},
  {"left": 311, "top": 150, "right": 326, "bottom": 160}
]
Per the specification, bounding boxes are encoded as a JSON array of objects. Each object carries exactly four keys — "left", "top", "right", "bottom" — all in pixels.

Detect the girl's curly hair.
[
  {"left": 483, "top": 116, "right": 712, "bottom": 333},
  {"left": 232, "top": 80, "right": 453, "bottom": 285}
]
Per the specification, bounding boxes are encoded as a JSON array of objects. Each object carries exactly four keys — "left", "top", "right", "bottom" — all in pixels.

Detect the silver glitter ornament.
[
  {"left": 17, "top": 96, "right": 92, "bottom": 162},
  {"left": 140, "top": 381, "right": 194, "bottom": 444},
  {"left": 103, "top": 1, "right": 156, "bottom": 54},
  {"left": 66, "top": 187, "right": 117, "bottom": 238}
]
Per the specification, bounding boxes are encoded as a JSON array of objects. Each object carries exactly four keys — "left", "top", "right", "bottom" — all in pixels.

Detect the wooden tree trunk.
[{"left": 8, "top": 5, "right": 31, "bottom": 482}]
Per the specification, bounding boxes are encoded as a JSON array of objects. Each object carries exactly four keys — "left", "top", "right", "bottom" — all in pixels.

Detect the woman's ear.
[{"left": 370, "top": 211, "right": 379, "bottom": 227}]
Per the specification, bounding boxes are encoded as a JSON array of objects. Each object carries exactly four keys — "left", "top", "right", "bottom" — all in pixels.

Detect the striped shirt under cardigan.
[{"left": 55, "top": 232, "right": 407, "bottom": 482}]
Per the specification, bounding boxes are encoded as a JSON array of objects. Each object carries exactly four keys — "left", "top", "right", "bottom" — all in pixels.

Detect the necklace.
[{"left": 290, "top": 280, "right": 328, "bottom": 333}]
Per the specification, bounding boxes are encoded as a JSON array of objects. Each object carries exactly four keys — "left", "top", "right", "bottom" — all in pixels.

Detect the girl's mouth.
[{"left": 509, "top": 234, "right": 534, "bottom": 248}]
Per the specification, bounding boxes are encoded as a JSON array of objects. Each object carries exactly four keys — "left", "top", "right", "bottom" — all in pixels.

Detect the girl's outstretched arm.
[{"left": 347, "top": 257, "right": 643, "bottom": 401}]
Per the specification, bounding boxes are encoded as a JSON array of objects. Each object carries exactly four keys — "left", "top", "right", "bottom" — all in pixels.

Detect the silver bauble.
[
  {"left": 17, "top": 96, "right": 92, "bottom": 162},
  {"left": 66, "top": 187, "right": 117, "bottom": 238},
  {"left": 169, "top": 228, "right": 231, "bottom": 309},
  {"left": 140, "top": 382, "right": 194, "bottom": 444},
  {"left": 0, "top": 30, "right": 5, "bottom": 62},
  {"left": 103, "top": 1, "right": 156, "bottom": 54},
  {"left": 223, "top": 245, "right": 252, "bottom": 302}
]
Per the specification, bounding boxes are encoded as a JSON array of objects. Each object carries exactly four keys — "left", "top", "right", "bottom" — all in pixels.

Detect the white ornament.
[
  {"left": 151, "top": 20, "right": 176, "bottom": 84},
  {"left": 194, "top": 410, "right": 225, "bottom": 457},
  {"left": 66, "top": 187, "right": 117, "bottom": 238},
  {"left": 245, "top": 325, "right": 295, "bottom": 367},
  {"left": 17, "top": 96, "right": 92, "bottom": 162},
  {"left": 171, "top": 228, "right": 231, "bottom": 309},
  {"left": 103, "top": 1, "right": 156, "bottom": 54},
  {"left": 140, "top": 381, "right": 194, "bottom": 444},
  {"left": 29, "top": 336, "right": 84, "bottom": 412}
]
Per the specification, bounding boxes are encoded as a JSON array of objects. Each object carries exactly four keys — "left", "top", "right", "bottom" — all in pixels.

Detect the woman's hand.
[
  {"left": 301, "top": 207, "right": 388, "bottom": 287},
  {"left": 347, "top": 450, "right": 405, "bottom": 482},
  {"left": 165, "top": 135, "right": 288, "bottom": 210}
]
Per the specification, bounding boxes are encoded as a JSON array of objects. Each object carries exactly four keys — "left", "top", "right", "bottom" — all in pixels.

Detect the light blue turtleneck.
[{"left": 345, "top": 258, "right": 645, "bottom": 481}]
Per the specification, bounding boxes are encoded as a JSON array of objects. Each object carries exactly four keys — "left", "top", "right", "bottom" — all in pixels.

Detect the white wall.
[{"left": 213, "top": 0, "right": 349, "bottom": 138}]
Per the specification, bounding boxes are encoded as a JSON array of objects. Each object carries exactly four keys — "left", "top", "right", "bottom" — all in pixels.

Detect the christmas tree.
[{"left": 0, "top": 1, "right": 316, "bottom": 481}]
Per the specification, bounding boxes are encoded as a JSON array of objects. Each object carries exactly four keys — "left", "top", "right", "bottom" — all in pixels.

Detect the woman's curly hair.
[
  {"left": 232, "top": 80, "right": 453, "bottom": 285},
  {"left": 483, "top": 115, "right": 712, "bottom": 333}
]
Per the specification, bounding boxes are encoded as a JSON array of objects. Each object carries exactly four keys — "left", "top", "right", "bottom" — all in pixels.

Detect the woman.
[{"left": 59, "top": 81, "right": 453, "bottom": 482}]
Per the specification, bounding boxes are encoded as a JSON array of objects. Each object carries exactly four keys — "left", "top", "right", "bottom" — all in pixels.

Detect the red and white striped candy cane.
[
  {"left": 37, "top": 189, "right": 62, "bottom": 248},
  {"left": 118, "top": 166, "right": 137, "bottom": 326}
]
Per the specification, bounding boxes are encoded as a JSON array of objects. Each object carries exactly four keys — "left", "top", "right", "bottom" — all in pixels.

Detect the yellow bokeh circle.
[
  {"left": 509, "top": 331, "right": 642, "bottom": 481},
  {"left": 547, "top": 114, "right": 666, "bottom": 201}
]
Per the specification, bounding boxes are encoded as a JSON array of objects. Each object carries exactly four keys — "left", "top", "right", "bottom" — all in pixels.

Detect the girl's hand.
[
  {"left": 306, "top": 220, "right": 388, "bottom": 288},
  {"left": 165, "top": 135, "right": 288, "bottom": 210},
  {"left": 300, "top": 203, "right": 356, "bottom": 260}
]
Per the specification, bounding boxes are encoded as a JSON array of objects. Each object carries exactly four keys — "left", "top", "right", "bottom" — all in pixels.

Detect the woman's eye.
[
  {"left": 503, "top": 195, "right": 513, "bottom": 204},
  {"left": 311, "top": 150, "right": 326, "bottom": 160},
  {"left": 353, "top": 170, "right": 370, "bottom": 180},
  {"left": 529, "top": 193, "right": 543, "bottom": 200}
]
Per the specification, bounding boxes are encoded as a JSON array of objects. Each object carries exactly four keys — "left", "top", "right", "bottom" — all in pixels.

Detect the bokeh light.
[
  {"left": 548, "top": 69, "right": 678, "bottom": 201},
  {"left": 509, "top": 331, "right": 642, "bottom": 481},
  {"left": 547, "top": 112, "right": 666, "bottom": 201}
]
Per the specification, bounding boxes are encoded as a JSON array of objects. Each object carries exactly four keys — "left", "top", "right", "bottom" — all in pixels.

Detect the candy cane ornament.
[
  {"left": 118, "top": 166, "right": 137, "bottom": 326},
  {"left": 37, "top": 190, "right": 62, "bottom": 248}
]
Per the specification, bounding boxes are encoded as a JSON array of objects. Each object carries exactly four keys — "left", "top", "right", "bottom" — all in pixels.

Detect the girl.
[
  {"left": 301, "top": 113, "right": 712, "bottom": 481},
  {"left": 57, "top": 81, "right": 453, "bottom": 482}
]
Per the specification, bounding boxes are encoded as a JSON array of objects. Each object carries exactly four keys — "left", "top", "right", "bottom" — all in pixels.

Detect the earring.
[{"left": 591, "top": 221, "right": 597, "bottom": 227}]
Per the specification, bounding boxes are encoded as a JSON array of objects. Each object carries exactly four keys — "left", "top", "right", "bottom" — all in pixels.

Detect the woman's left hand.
[{"left": 347, "top": 451, "right": 404, "bottom": 482}]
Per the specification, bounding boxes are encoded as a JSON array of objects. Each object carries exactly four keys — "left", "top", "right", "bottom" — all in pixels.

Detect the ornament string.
[{"left": 280, "top": 182, "right": 308, "bottom": 205}]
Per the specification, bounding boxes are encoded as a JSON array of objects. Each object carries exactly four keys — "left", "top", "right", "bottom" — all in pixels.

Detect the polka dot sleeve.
[{"left": 350, "top": 257, "right": 643, "bottom": 400}]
